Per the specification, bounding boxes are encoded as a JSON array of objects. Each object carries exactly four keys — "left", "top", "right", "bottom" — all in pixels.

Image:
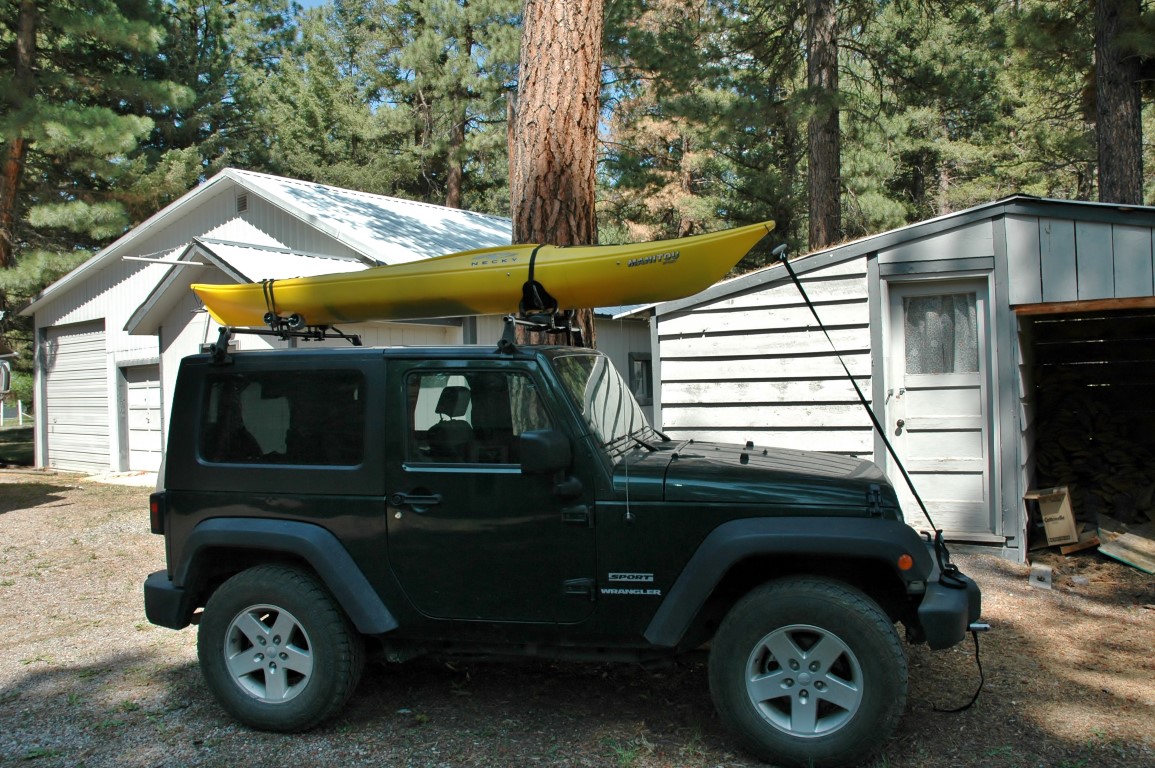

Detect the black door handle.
[{"left": 390, "top": 491, "right": 442, "bottom": 513}]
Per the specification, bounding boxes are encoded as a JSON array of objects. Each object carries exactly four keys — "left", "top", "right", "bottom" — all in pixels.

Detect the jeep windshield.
[{"left": 548, "top": 351, "right": 660, "bottom": 452}]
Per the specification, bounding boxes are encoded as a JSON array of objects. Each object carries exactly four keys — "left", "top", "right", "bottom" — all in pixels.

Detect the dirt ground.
[{"left": 1, "top": 471, "right": 1152, "bottom": 768}]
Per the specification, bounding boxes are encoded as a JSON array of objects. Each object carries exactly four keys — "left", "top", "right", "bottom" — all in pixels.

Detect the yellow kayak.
[{"left": 193, "top": 220, "right": 774, "bottom": 327}]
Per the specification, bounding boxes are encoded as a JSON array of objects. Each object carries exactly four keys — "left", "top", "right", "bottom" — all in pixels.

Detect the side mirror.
[
  {"left": 519, "top": 429, "right": 572, "bottom": 474},
  {"left": 0, "top": 361, "right": 10, "bottom": 395}
]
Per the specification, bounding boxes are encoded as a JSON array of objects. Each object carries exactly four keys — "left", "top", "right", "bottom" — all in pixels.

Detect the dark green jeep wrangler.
[{"left": 144, "top": 341, "right": 982, "bottom": 768}]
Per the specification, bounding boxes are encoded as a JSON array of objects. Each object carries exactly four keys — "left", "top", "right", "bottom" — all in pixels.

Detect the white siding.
[
  {"left": 657, "top": 257, "right": 874, "bottom": 456},
  {"left": 213, "top": 197, "right": 367, "bottom": 263}
]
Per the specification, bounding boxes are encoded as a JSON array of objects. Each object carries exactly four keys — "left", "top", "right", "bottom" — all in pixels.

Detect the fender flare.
[
  {"left": 177, "top": 517, "right": 399, "bottom": 635},
  {"left": 643, "top": 517, "right": 932, "bottom": 647}
]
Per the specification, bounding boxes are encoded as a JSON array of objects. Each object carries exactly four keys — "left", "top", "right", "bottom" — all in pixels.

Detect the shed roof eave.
[{"left": 124, "top": 241, "right": 246, "bottom": 335}]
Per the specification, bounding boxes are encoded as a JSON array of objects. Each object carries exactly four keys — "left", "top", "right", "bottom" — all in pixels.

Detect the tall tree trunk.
[
  {"left": 1095, "top": 0, "right": 1143, "bottom": 204},
  {"left": 678, "top": 135, "right": 695, "bottom": 238},
  {"left": 445, "top": 108, "right": 466, "bottom": 209},
  {"left": 445, "top": 14, "right": 474, "bottom": 210},
  {"left": 0, "top": 0, "right": 37, "bottom": 269},
  {"left": 509, "top": 0, "right": 603, "bottom": 346},
  {"left": 806, "top": 0, "right": 840, "bottom": 251}
]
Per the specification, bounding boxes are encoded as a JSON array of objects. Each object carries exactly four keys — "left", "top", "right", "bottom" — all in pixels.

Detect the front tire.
[
  {"left": 709, "top": 577, "right": 907, "bottom": 768},
  {"left": 198, "top": 564, "right": 365, "bottom": 732}
]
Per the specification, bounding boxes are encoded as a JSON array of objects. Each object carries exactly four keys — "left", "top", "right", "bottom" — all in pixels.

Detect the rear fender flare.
[
  {"left": 644, "top": 517, "right": 932, "bottom": 647},
  {"left": 176, "top": 518, "right": 399, "bottom": 635}
]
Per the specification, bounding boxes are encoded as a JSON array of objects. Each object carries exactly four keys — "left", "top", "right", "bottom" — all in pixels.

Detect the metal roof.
[{"left": 228, "top": 169, "right": 512, "bottom": 264}]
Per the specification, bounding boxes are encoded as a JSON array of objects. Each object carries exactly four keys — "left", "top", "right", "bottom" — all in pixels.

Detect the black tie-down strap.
[
  {"left": 260, "top": 279, "right": 279, "bottom": 326},
  {"left": 519, "top": 245, "right": 559, "bottom": 317},
  {"left": 508, "top": 244, "right": 585, "bottom": 347}
]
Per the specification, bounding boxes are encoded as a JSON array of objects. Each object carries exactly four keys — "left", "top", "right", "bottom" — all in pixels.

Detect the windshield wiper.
[
  {"left": 605, "top": 427, "right": 660, "bottom": 452},
  {"left": 606, "top": 431, "right": 658, "bottom": 453}
]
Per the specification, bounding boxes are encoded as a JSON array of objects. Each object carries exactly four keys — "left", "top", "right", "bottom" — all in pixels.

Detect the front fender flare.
[
  {"left": 177, "top": 517, "right": 399, "bottom": 635},
  {"left": 643, "top": 517, "right": 932, "bottom": 647}
]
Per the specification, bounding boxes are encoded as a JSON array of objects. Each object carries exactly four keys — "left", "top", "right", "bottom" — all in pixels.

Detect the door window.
[
  {"left": 903, "top": 293, "right": 979, "bottom": 375},
  {"left": 406, "top": 371, "right": 552, "bottom": 464}
]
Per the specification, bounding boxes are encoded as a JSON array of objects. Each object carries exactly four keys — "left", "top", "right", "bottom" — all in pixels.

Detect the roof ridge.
[{"left": 226, "top": 168, "right": 511, "bottom": 223}]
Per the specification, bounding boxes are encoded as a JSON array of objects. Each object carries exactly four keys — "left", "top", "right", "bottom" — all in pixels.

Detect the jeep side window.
[
  {"left": 407, "top": 371, "right": 552, "bottom": 464},
  {"left": 200, "top": 371, "right": 365, "bottom": 465}
]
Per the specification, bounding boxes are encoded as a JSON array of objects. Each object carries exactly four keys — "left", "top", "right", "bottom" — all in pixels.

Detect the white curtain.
[{"left": 903, "top": 293, "right": 979, "bottom": 375}]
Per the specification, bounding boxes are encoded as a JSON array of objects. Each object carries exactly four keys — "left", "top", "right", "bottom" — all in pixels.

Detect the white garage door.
[
  {"left": 44, "top": 322, "right": 109, "bottom": 472},
  {"left": 124, "top": 365, "right": 162, "bottom": 471}
]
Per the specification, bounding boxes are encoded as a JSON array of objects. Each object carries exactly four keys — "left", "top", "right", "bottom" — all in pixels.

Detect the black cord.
[
  {"left": 776, "top": 253, "right": 941, "bottom": 535},
  {"left": 933, "top": 630, "right": 985, "bottom": 713}
]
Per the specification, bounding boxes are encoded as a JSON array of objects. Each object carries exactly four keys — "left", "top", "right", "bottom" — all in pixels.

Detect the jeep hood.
[{"left": 616, "top": 440, "right": 900, "bottom": 515}]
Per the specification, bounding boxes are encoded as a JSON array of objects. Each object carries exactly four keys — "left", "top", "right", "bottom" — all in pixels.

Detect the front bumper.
[
  {"left": 143, "top": 570, "right": 194, "bottom": 630},
  {"left": 916, "top": 559, "right": 983, "bottom": 650}
]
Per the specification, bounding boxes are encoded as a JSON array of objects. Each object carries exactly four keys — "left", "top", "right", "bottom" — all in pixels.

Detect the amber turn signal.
[{"left": 897, "top": 553, "right": 914, "bottom": 571}]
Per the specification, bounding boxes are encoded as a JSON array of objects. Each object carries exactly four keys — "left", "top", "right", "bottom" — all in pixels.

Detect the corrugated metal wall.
[{"left": 43, "top": 322, "right": 109, "bottom": 472}]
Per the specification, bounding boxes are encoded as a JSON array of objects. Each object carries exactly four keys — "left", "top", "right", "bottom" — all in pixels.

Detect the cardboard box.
[{"left": 1024, "top": 486, "right": 1078, "bottom": 546}]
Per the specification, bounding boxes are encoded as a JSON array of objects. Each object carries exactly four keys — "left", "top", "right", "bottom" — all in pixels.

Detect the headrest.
[{"left": 435, "top": 385, "right": 471, "bottom": 418}]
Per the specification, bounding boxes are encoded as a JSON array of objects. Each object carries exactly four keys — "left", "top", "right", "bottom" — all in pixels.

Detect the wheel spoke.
[
  {"left": 805, "top": 633, "right": 847, "bottom": 670},
  {"left": 263, "top": 663, "right": 290, "bottom": 700},
  {"left": 818, "top": 675, "right": 860, "bottom": 712},
  {"left": 269, "top": 610, "right": 299, "bottom": 644},
  {"left": 233, "top": 611, "right": 271, "bottom": 646},
  {"left": 280, "top": 644, "right": 313, "bottom": 677},
  {"left": 762, "top": 631, "right": 803, "bottom": 667},
  {"left": 747, "top": 668, "right": 792, "bottom": 703},
  {"left": 790, "top": 689, "right": 820, "bottom": 734},
  {"left": 225, "top": 649, "right": 265, "bottom": 679}
]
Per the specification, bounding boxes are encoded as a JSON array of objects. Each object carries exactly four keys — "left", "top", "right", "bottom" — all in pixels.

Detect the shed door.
[
  {"left": 44, "top": 322, "right": 109, "bottom": 472},
  {"left": 124, "top": 365, "right": 162, "bottom": 472},
  {"left": 887, "top": 281, "right": 995, "bottom": 538}
]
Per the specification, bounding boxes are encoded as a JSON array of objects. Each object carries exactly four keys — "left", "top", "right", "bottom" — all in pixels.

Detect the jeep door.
[{"left": 384, "top": 361, "right": 597, "bottom": 623}]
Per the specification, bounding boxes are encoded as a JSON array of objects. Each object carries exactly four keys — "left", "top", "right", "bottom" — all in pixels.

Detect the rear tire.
[
  {"left": 198, "top": 564, "right": 364, "bottom": 732},
  {"left": 708, "top": 577, "right": 907, "bottom": 768}
]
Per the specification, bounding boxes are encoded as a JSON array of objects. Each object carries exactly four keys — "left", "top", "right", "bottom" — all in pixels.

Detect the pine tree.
[
  {"left": 601, "top": 0, "right": 808, "bottom": 260},
  {"left": 0, "top": 0, "right": 187, "bottom": 267},
  {"left": 385, "top": 0, "right": 519, "bottom": 209},
  {"left": 264, "top": 0, "right": 517, "bottom": 212},
  {"left": 132, "top": 0, "right": 296, "bottom": 212},
  {"left": 264, "top": 0, "right": 408, "bottom": 194}
]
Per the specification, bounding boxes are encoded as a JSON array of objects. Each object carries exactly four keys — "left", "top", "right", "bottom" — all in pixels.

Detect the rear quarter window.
[{"left": 199, "top": 370, "right": 365, "bottom": 466}]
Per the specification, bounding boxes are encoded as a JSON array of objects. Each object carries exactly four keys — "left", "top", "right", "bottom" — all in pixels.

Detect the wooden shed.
[{"left": 652, "top": 196, "right": 1155, "bottom": 560}]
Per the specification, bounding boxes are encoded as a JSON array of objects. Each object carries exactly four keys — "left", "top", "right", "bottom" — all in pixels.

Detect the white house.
[
  {"left": 651, "top": 196, "right": 1155, "bottom": 559},
  {"left": 21, "top": 169, "right": 651, "bottom": 474}
]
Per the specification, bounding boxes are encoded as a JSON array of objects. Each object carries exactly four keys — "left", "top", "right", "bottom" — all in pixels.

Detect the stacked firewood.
[{"left": 1034, "top": 390, "right": 1155, "bottom": 526}]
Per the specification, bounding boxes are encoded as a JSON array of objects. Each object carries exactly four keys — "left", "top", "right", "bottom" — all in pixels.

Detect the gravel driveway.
[{"left": 1, "top": 471, "right": 1152, "bottom": 767}]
